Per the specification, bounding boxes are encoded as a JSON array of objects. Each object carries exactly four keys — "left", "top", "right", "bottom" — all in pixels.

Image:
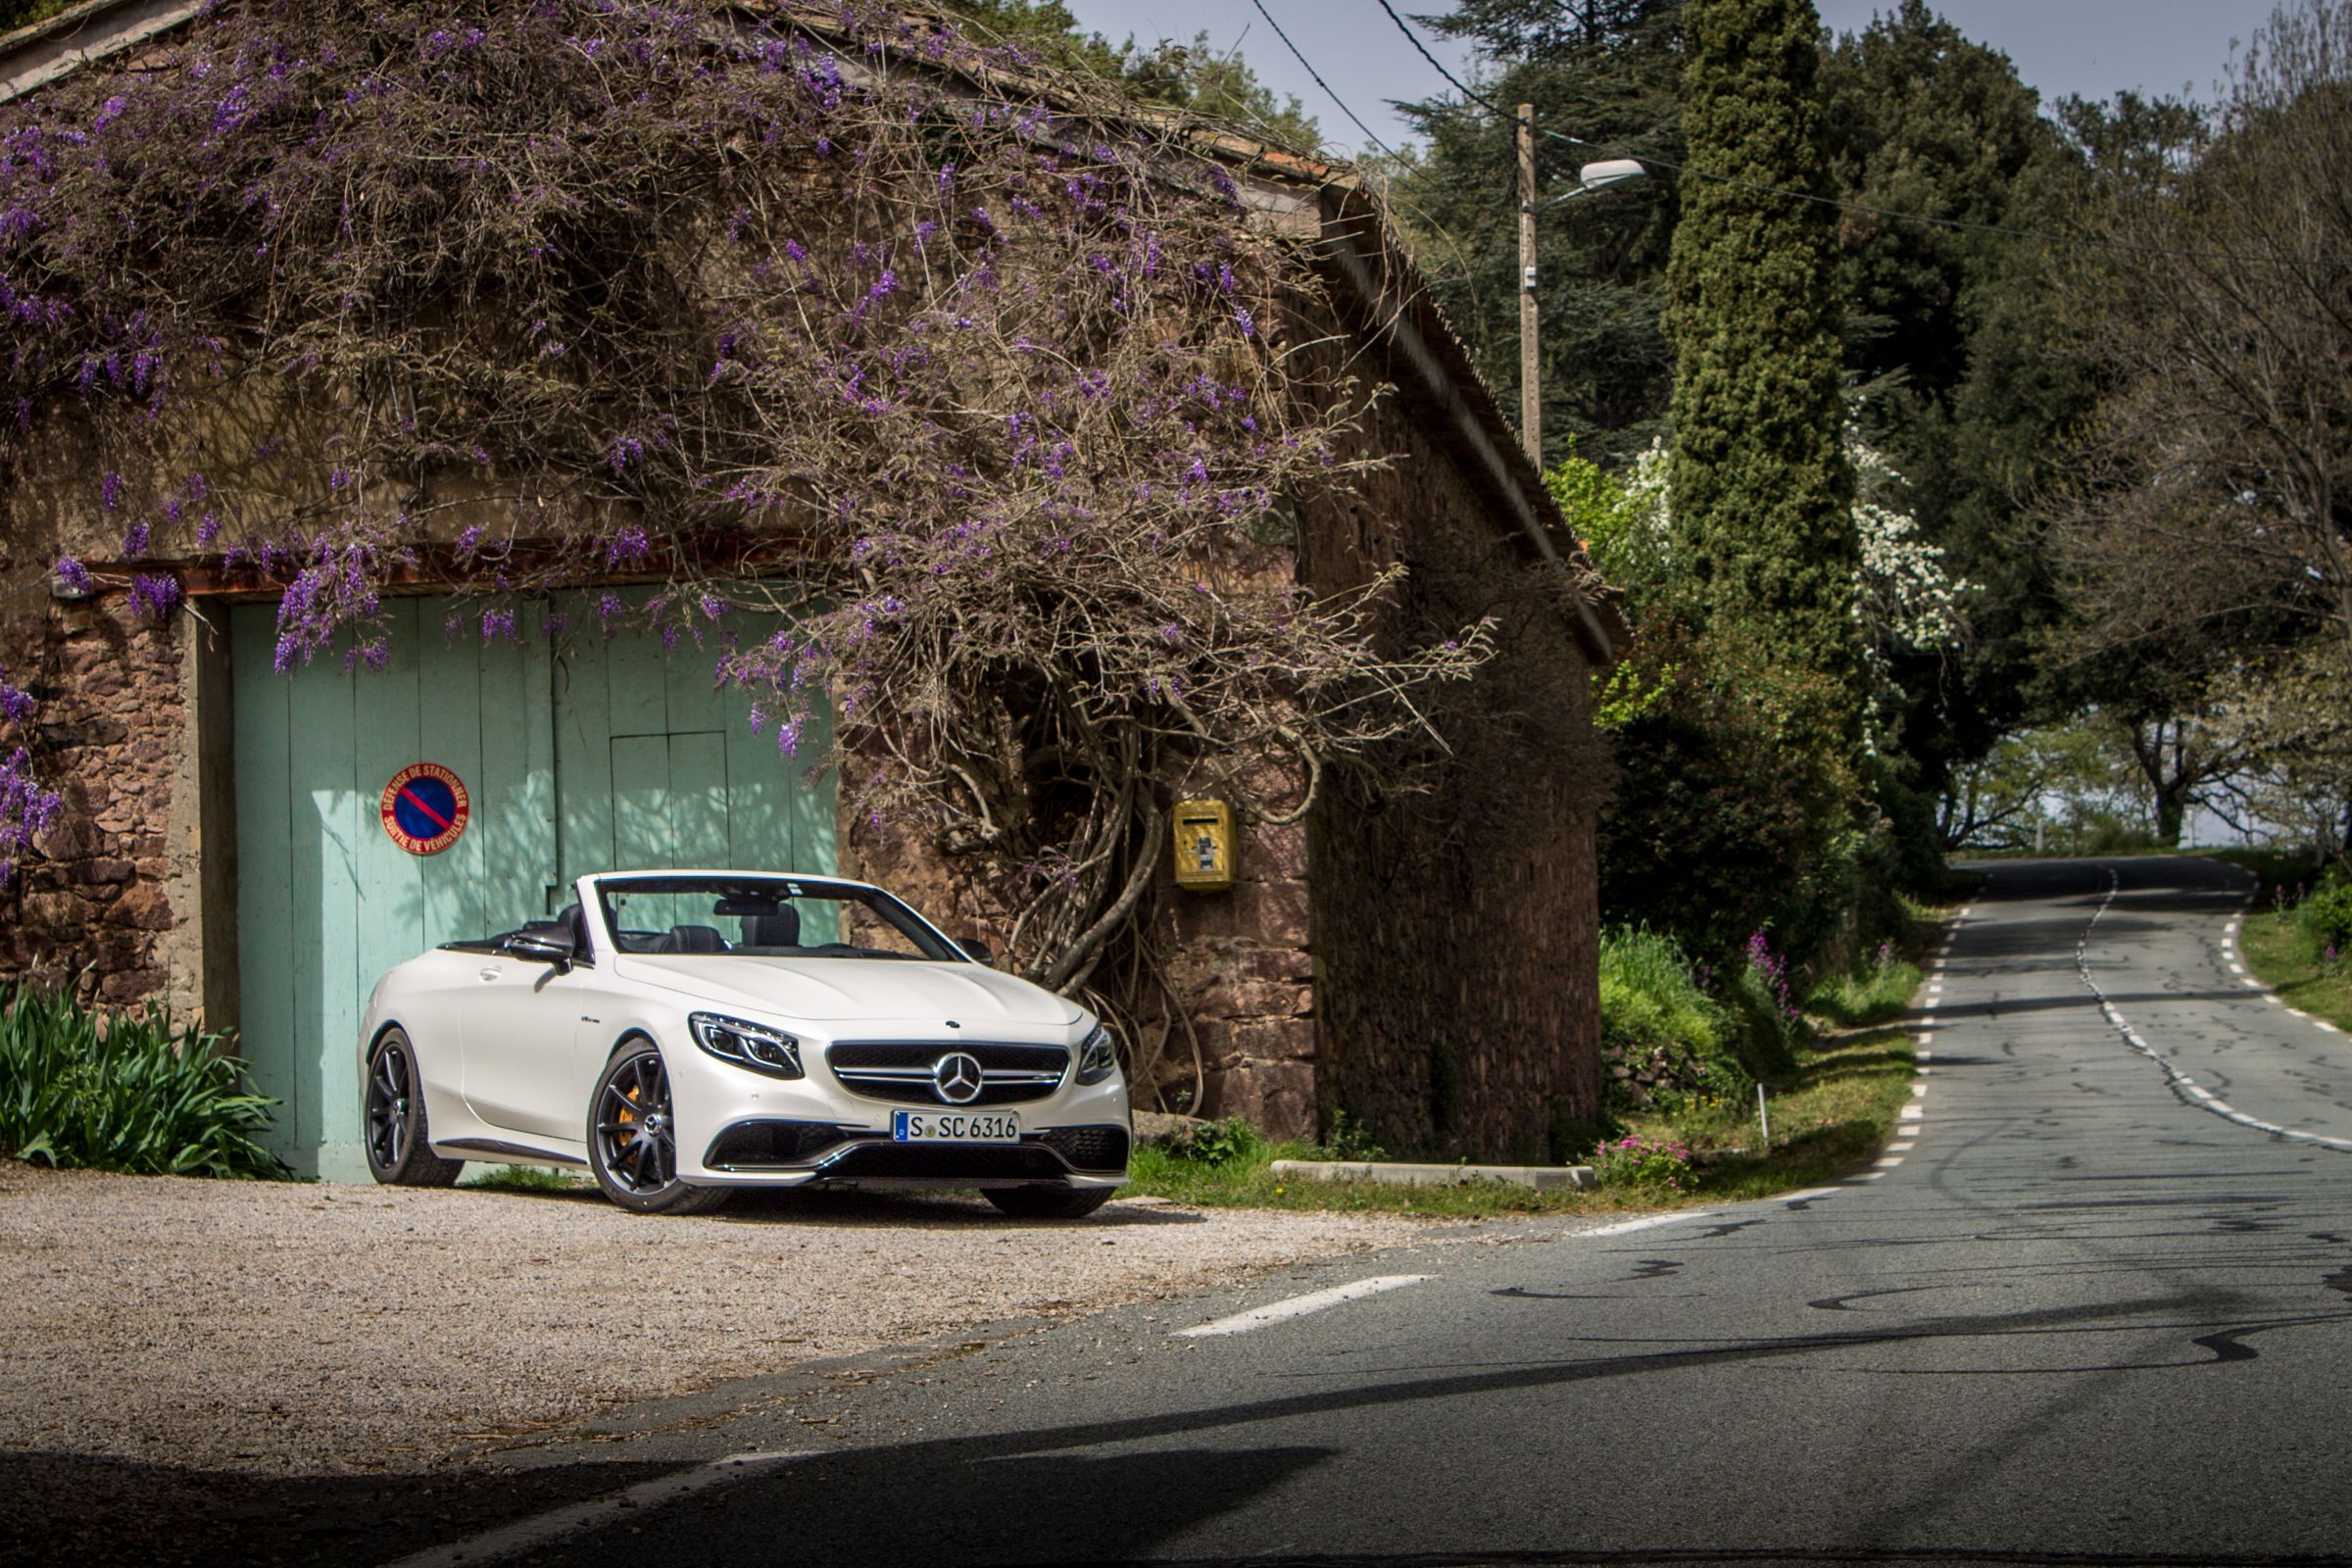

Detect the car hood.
[{"left": 609, "top": 954, "right": 1087, "bottom": 1028}]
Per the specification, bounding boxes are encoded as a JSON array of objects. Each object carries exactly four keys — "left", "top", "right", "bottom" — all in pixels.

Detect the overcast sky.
[{"left": 1059, "top": 0, "right": 2281, "bottom": 162}]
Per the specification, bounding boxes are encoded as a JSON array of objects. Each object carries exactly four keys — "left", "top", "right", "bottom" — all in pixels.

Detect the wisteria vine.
[{"left": 0, "top": 0, "right": 1496, "bottom": 1071}]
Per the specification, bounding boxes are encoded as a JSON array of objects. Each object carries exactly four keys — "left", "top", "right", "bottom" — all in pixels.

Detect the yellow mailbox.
[{"left": 1172, "top": 799, "right": 1237, "bottom": 891}]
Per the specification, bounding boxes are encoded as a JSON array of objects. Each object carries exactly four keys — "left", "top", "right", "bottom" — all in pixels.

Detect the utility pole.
[{"left": 1517, "top": 102, "right": 1540, "bottom": 466}]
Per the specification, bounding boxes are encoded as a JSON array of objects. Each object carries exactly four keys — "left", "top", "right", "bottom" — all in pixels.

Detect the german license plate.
[{"left": 892, "top": 1109, "right": 1020, "bottom": 1142}]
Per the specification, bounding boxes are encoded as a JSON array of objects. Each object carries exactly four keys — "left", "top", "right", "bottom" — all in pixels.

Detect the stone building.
[{"left": 0, "top": 0, "right": 1617, "bottom": 1177}]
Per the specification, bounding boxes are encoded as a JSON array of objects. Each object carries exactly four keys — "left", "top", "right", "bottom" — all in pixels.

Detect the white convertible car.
[{"left": 358, "top": 870, "right": 1130, "bottom": 1217}]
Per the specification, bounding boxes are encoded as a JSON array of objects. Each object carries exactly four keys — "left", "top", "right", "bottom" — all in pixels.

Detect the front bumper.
[
  {"left": 664, "top": 1024, "right": 1131, "bottom": 1188},
  {"left": 699, "top": 1120, "right": 1131, "bottom": 1187}
]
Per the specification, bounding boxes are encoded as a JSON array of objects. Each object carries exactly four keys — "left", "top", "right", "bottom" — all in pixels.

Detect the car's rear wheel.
[
  {"left": 588, "top": 1040, "right": 730, "bottom": 1216},
  {"left": 364, "top": 1029, "right": 465, "bottom": 1188},
  {"left": 984, "top": 1185, "right": 1114, "bottom": 1219}
]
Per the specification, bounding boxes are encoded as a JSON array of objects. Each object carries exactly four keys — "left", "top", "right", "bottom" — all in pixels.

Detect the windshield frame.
[{"left": 586, "top": 873, "right": 969, "bottom": 962}]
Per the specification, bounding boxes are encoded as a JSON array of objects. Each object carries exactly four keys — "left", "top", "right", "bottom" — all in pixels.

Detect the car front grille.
[
  {"left": 814, "top": 1140, "right": 1075, "bottom": 1183},
  {"left": 703, "top": 1120, "right": 853, "bottom": 1170},
  {"left": 1036, "top": 1124, "right": 1130, "bottom": 1173},
  {"left": 825, "top": 1042, "right": 1070, "bottom": 1106}
]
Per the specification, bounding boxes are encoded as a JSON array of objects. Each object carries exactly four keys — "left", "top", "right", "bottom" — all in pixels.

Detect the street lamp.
[{"left": 1517, "top": 99, "right": 1648, "bottom": 466}]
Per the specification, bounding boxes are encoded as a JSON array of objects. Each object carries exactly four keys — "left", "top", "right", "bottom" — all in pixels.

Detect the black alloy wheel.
[
  {"left": 363, "top": 1029, "right": 465, "bottom": 1188},
  {"left": 588, "top": 1041, "right": 730, "bottom": 1215}
]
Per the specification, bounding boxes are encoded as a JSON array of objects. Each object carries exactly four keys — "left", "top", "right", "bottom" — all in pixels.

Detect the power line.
[
  {"left": 1243, "top": 0, "right": 1406, "bottom": 164},
  {"left": 1372, "top": 0, "right": 2232, "bottom": 260}
]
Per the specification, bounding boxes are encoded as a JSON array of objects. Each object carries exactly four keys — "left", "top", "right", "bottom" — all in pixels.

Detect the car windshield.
[{"left": 591, "top": 875, "right": 965, "bottom": 961}]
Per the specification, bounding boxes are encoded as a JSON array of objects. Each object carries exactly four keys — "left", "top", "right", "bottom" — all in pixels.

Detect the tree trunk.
[{"left": 2155, "top": 787, "right": 2187, "bottom": 849}]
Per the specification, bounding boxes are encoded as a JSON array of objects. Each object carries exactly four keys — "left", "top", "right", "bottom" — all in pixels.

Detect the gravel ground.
[{"left": 0, "top": 1161, "right": 1437, "bottom": 1478}]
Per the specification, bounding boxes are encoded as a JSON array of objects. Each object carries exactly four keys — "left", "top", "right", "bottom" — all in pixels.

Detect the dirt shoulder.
[{"left": 0, "top": 1162, "right": 1441, "bottom": 1477}]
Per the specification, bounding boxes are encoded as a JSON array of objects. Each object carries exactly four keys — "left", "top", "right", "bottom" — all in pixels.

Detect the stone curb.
[{"left": 1268, "top": 1158, "right": 1597, "bottom": 1192}]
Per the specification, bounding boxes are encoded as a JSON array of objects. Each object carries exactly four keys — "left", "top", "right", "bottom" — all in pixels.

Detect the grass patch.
[
  {"left": 1807, "top": 955, "right": 1925, "bottom": 1030},
  {"left": 459, "top": 1163, "right": 588, "bottom": 1194},
  {"left": 1117, "top": 1019, "right": 1920, "bottom": 1218},
  {"left": 1619, "top": 1026, "right": 1915, "bottom": 1201},
  {"left": 2236, "top": 901, "right": 2352, "bottom": 1036}
]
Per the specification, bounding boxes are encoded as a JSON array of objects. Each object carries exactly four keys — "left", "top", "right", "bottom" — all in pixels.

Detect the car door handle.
[{"left": 478, "top": 965, "right": 503, "bottom": 982}]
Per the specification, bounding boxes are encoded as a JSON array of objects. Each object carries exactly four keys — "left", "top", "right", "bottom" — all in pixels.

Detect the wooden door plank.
[
  {"left": 351, "top": 599, "right": 425, "bottom": 1037},
  {"left": 609, "top": 733, "right": 673, "bottom": 870},
  {"left": 417, "top": 605, "right": 488, "bottom": 945},
  {"left": 229, "top": 606, "right": 300, "bottom": 1168},
  {"left": 552, "top": 600, "right": 615, "bottom": 885},
  {"left": 518, "top": 600, "right": 561, "bottom": 914},
  {"left": 669, "top": 731, "right": 729, "bottom": 870},
  {"left": 286, "top": 646, "right": 362, "bottom": 1177}
]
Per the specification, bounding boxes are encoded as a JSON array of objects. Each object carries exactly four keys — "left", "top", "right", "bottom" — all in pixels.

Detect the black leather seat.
[
  {"left": 660, "top": 924, "right": 726, "bottom": 954},
  {"left": 742, "top": 909, "right": 801, "bottom": 948}
]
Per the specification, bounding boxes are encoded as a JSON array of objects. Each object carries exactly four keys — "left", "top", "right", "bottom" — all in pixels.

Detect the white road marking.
[
  {"left": 1781, "top": 1187, "right": 1839, "bottom": 1203},
  {"left": 1849, "top": 1171, "right": 1886, "bottom": 1182},
  {"left": 1886, "top": 1141, "right": 1916, "bottom": 1152},
  {"left": 2228, "top": 961, "right": 2245, "bottom": 975},
  {"left": 2242, "top": 977, "right": 2267, "bottom": 989},
  {"left": 1874, "top": 1156, "right": 1905, "bottom": 1169},
  {"left": 383, "top": 1453, "right": 805, "bottom": 1568},
  {"left": 1174, "top": 1275, "right": 1432, "bottom": 1339},
  {"left": 1581, "top": 1211, "right": 1717, "bottom": 1239},
  {"left": 1910, "top": 1083, "right": 1928, "bottom": 1097},
  {"left": 1899, "top": 1103, "right": 1924, "bottom": 1122}
]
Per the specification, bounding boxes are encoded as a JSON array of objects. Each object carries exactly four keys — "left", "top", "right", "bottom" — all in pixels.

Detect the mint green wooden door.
[{"left": 231, "top": 594, "right": 833, "bottom": 1181}]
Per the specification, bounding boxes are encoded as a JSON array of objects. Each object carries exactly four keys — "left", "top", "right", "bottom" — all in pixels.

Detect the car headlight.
[
  {"left": 1074, "top": 1022, "right": 1120, "bottom": 1086},
  {"left": 690, "top": 1013, "right": 804, "bottom": 1079}
]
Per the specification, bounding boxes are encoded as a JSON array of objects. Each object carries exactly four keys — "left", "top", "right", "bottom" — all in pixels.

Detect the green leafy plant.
[
  {"left": 1590, "top": 1133, "right": 1696, "bottom": 1194},
  {"left": 0, "top": 983, "right": 286, "bottom": 1179},
  {"left": 1166, "top": 1115, "right": 1266, "bottom": 1168},
  {"left": 2298, "top": 868, "right": 2352, "bottom": 963},
  {"left": 1315, "top": 1109, "right": 1389, "bottom": 1163}
]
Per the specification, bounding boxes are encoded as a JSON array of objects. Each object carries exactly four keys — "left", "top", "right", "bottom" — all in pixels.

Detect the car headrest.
[
  {"left": 557, "top": 904, "right": 587, "bottom": 948},
  {"left": 742, "top": 909, "right": 801, "bottom": 948},
  {"left": 662, "top": 924, "right": 726, "bottom": 954}
]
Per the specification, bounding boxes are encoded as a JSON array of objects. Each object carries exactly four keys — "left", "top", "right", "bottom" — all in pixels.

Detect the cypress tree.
[{"left": 1666, "top": 0, "right": 1863, "bottom": 734}]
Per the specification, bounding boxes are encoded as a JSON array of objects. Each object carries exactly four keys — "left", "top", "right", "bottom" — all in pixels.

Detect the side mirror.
[
  {"left": 508, "top": 927, "right": 576, "bottom": 973},
  {"left": 957, "top": 937, "right": 994, "bottom": 966}
]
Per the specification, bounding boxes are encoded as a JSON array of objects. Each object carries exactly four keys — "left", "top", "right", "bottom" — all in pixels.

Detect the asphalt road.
[{"left": 43, "top": 856, "right": 2352, "bottom": 1568}]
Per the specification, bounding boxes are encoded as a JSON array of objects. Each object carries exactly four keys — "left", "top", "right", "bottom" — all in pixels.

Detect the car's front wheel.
[
  {"left": 364, "top": 1029, "right": 465, "bottom": 1188},
  {"left": 984, "top": 1185, "right": 1114, "bottom": 1219},
  {"left": 587, "top": 1040, "right": 730, "bottom": 1216}
]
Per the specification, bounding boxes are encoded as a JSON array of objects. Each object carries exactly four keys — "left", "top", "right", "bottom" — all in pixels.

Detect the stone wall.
[
  {"left": 1294, "top": 378, "right": 1612, "bottom": 1163},
  {"left": 0, "top": 594, "right": 200, "bottom": 1012}
]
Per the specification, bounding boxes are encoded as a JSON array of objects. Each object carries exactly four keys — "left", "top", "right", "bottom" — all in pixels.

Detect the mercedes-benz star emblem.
[{"left": 933, "top": 1051, "right": 984, "bottom": 1104}]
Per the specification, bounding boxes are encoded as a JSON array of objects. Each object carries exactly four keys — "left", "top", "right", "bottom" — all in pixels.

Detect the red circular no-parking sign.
[{"left": 379, "top": 762, "right": 471, "bottom": 856}]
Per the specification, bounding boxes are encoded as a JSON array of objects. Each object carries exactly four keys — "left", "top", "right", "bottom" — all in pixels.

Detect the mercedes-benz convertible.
[{"left": 358, "top": 870, "right": 1130, "bottom": 1217}]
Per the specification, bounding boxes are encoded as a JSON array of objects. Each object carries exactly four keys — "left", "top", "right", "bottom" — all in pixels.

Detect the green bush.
[
  {"left": 0, "top": 983, "right": 287, "bottom": 1179},
  {"left": 1599, "top": 926, "right": 1730, "bottom": 1060},
  {"left": 2300, "top": 868, "right": 2352, "bottom": 962},
  {"left": 1166, "top": 1115, "right": 1266, "bottom": 1167},
  {"left": 1599, "top": 925, "right": 1762, "bottom": 1112}
]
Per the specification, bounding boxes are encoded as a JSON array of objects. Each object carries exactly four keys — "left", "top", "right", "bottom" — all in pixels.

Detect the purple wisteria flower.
[
  {"left": 128, "top": 572, "right": 181, "bottom": 620},
  {"left": 53, "top": 558, "right": 92, "bottom": 596}
]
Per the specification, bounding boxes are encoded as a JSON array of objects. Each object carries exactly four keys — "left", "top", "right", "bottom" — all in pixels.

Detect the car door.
[{"left": 460, "top": 948, "right": 598, "bottom": 1144}]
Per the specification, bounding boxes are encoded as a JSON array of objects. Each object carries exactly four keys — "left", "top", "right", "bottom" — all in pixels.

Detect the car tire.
[
  {"left": 364, "top": 1029, "right": 466, "bottom": 1188},
  {"left": 983, "top": 1185, "right": 1115, "bottom": 1220},
  {"left": 587, "top": 1039, "right": 731, "bottom": 1216}
]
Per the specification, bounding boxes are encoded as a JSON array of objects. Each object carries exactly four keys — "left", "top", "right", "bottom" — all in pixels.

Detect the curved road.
[{"left": 172, "top": 858, "right": 2352, "bottom": 1567}]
